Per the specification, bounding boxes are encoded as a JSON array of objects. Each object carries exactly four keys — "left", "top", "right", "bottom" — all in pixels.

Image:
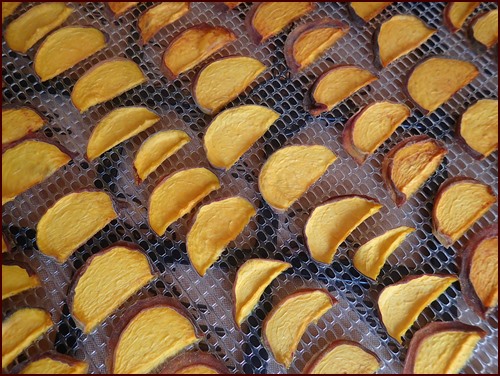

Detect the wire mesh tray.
[{"left": 2, "top": 2, "right": 498, "bottom": 374}]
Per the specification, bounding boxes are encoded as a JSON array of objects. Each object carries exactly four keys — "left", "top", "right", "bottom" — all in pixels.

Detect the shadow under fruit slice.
[
  {"left": 108, "top": 2, "right": 138, "bottom": 17},
  {"left": 2, "top": 261, "right": 40, "bottom": 300},
  {"left": 86, "top": 107, "right": 160, "bottom": 161},
  {"left": 258, "top": 145, "right": 337, "bottom": 211},
  {"left": 456, "top": 99, "right": 498, "bottom": 160},
  {"left": 187, "top": 197, "right": 256, "bottom": 276},
  {"left": 71, "top": 58, "right": 146, "bottom": 113},
  {"left": 305, "top": 195, "right": 382, "bottom": 264},
  {"left": 36, "top": 191, "right": 117, "bottom": 263},
  {"left": 432, "top": 177, "right": 496, "bottom": 247},
  {"left": 443, "top": 2, "right": 480, "bottom": 33},
  {"left": 342, "top": 101, "right": 410, "bottom": 164},
  {"left": 348, "top": 2, "right": 392, "bottom": 23},
  {"left": 162, "top": 24, "right": 236, "bottom": 79},
  {"left": 34, "top": 26, "right": 107, "bottom": 81},
  {"left": 378, "top": 274, "right": 458, "bottom": 343},
  {"left": 302, "top": 340, "right": 380, "bottom": 374},
  {"left": 460, "top": 225, "right": 498, "bottom": 318},
  {"left": 403, "top": 321, "right": 486, "bottom": 374},
  {"left": 4, "top": 3, "right": 73, "bottom": 53},
  {"left": 134, "top": 130, "right": 191, "bottom": 183},
  {"left": 353, "top": 226, "right": 414, "bottom": 280},
  {"left": 381, "top": 135, "right": 447, "bottom": 207},
  {"left": 138, "top": 2, "right": 190, "bottom": 44},
  {"left": 149, "top": 168, "right": 220, "bottom": 235},
  {"left": 110, "top": 297, "right": 199, "bottom": 374},
  {"left": 233, "top": 259, "right": 291, "bottom": 327},
  {"left": 193, "top": 56, "right": 266, "bottom": 115},
  {"left": 2, "top": 308, "right": 53, "bottom": 369},
  {"left": 2, "top": 2, "right": 21, "bottom": 23},
  {"left": 2, "top": 139, "right": 71, "bottom": 205},
  {"left": 307, "top": 65, "right": 377, "bottom": 116},
  {"left": 68, "top": 244, "right": 155, "bottom": 334},
  {"left": 16, "top": 352, "right": 88, "bottom": 374},
  {"left": 159, "top": 352, "right": 228, "bottom": 374},
  {"left": 284, "top": 19, "right": 349, "bottom": 74},
  {"left": 245, "top": 2, "right": 315, "bottom": 44},
  {"left": 405, "top": 57, "right": 479, "bottom": 114},
  {"left": 2, "top": 107, "right": 46, "bottom": 145},
  {"left": 374, "top": 15, "right": 436, "bottom": 68},
  {"left": 469, "top": 9, "right": 498, "bottom": 49},
  {"left": 263, "top": 289, "right": 336, "bottom": 368},
  {"left": 204, "top": 105, "right": 279, "bottom": 170}
]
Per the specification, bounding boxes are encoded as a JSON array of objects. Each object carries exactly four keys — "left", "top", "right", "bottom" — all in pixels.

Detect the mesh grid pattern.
[{"left": 2, "top": 2, "right": 498, "bottom": 374}]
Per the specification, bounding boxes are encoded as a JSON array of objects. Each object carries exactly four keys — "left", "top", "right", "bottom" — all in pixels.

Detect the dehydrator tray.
[{"left": 2, "top": 2, "right": 498, "bottom": 374}]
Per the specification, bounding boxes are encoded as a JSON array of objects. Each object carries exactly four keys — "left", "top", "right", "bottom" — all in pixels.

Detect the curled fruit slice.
[
  {"left": 246, "top": 2, "right": 315, "bottom": 44},
  {"left": 382, "top": 135, "right": 447, "bottom": 207},
  {"left": 432, "top": 177, "right": 496, "bottom": 247},
  {"left": 259, "top": 145, "right": 337, "bottom": 211},
  {"left": 443, "top": 2, "right": 480, "bottom": 33},
  {"left": 108, "top": 2, "right": 138, "bottom": 17},
  {"left": 204, "top": 105, "right": 279, "bottom": 170},
  {"left": 2, "top": 2, "right": 21, "bottom": 23},
  {"left": 233, "top": 259, "right": 291, "bottom": 327},
  {"left": 149, "top": 168, "right": 220, "bottom": 235},
  {"left": 353, "top": 226, "right": 414, "bottom": 280},
  {"left": 34, "top": 26, "right": 107, "bottom": 81},
  {"left": 2, "top": 139, "right": 71, "bottom": 205},
  {"left": 469, "top": 9, "right": 498, "bottom": 49},
  {"left": 406, "top": 57, "right": 478, "bottom": 114},
  {"left": 16, "top": 352, "right": 88, "bottom": 374},
  {"left": 193, "top": 56, "right": 266, "bottom": 115},
  {"left": 342, "top": 101, "right": 410, "bottom": 164},
  {"left": 374, "top": 15, "right": 436, "bottom": 68},
  {"left": 303, "top": 340, "right": 380, "bottom": 374},
  {"left": 71, "top": 59, "right": 146, "bottom": 113},
  {"left": 307, "top": 65, "right": 377, "bottom": 116},
  {"left": 68, "top": 244, "right": 155, "bottom": 334},
  {"left": 403, "top": 321, "right": 486, "bottom": 374},
  {"left": 378, "top": 274, "right": 458, "bottom": 343},
  {"left": 263, "top": 289, "right": 336, "bottom": 368},
  {"left": 162, "top": 25, "right": 236, "bottom": 79},
  {"left": 139, "top": 2, "right": 189, "bottom": 44},
  {"left": 4, "top": 3, "right": 73, "bottom": 53},
  {"left": 460, "top": 225, "right": 498, "bottom": 318},
  {"left": 2, "top": 107, "right": 45, "bottom": 145},
  {"left": 284, "top": 19, "right": 349, "bottom": 74},
  {"left": 110, "top": 297, "right": 199, "bottom": 374},
  {"left": 36, "top": 191, "right": 118, "bottom": 263},
  {"left": 187, "top": 197, "right": 256, "bottom": 276},
  {"left": 457, "top": 99, "right": 498, "bottom": 159},
  {"left": 2, "top": 308, "right": 53, "bottom": 369},
  {"left": 134, "top": 130, "right": 191, "bottom": 183},
  {"left": 348, "top": 2, "right": 392, "bottom": 23},
  {"left": 86, "top": 107, "right": 160, "bottom": 161},
  {"left": 2, "top": 262, "right": 40, "bottom": 300},
  {"left": 160, "top": 352, "right": 228, "bottom": 374},
  {"left": 305, "top": 195, "right": 382, "bottom": 264}
]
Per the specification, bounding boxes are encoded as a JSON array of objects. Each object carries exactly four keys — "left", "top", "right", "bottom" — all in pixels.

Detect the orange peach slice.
[
  {"left": 2, "top": 107, "right": 46, "bottom": 145},
  {"left": 138, "top": 2, "right": 190, "bottom": 44},
  {"left": 2, "top": 2, "right": 21, "bottom": 23},
  {"left": 443, "top": 2, "right": 480, "bottom": 32},
  {"left": 2, "top": 262, "right": 40, "bottom": 300},
  {"left": 15, "top": 352, "right": 88, "bottom": 374},
  {"left": 108, "top": 2, "right": 138, "bottom": 17},
  {"left": 469, "top": 9, "right": 498, "bottom": 49},
  {"left": 348, "top": 2, "right": 392, "bottom": 23}
]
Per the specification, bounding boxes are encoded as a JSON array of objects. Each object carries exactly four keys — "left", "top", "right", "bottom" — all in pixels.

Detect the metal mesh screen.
[{"left": 2, "top": 2, "right": 498, "bottom": 374}]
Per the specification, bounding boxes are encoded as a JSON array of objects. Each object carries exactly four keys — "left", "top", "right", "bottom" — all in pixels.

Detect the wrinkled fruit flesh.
[
  {"left": 34, "top": 26, "right": 107, "bottom": 81},
  {"left": 2, "top": 2, "right": 21, "bottom": 23},
  {"left": 233, "top": 259, "right": 291, "bottom": 326},
  {"left": 108, "top": 2, "right": 138, "bottom": 16},
  {"left": 70, "top": 245, "right": 155, "bottom": 334},
  {"left": 18, "top": 353, "right": 88, "bottom": 374},
  {"left": 87, "top": 107, "right": 160, "bottom": 161},
  {"left": 138, "top": 2, "right": 189, "bottom": 44},
  {"left": 36, "top": 191, "right": 117, "bottom": 263},
  {"left": 378, "top": 274, "right": 457, "bottom": 343},
  {"left": 444, "top": 2, "right": 480, "bottom": 32},
  {"left": 2, "top": 139, "right": 71, "bottom": 205},
  {"left": 306, "top": 195, "right": 382, "bottom": 264},
  {"left": 2, "top": 263, "right": 40, "bottom": 300},
  {"left": 350, "top": 2, "right": 392, "bottom": 22},
  {"left": 471, "top": 9, "right": 498, "bottom": 48},
  {"left": 259, "top": 145, "right": 337, "bottom": 210},
  {"left": 204, "top": 105, "right": 279, "bottom": 170},
  {"left": 187, "top": 197, "right": 256, "bottom": 276},
  {"left": 149, "top": 168, "right": 220, "bottom": 235},
  {"left": 263, "top": 289, "right": 335, "bottom": 368},
  {"left": 2, "top": 107, "right": 45, "bottom": 145}
]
